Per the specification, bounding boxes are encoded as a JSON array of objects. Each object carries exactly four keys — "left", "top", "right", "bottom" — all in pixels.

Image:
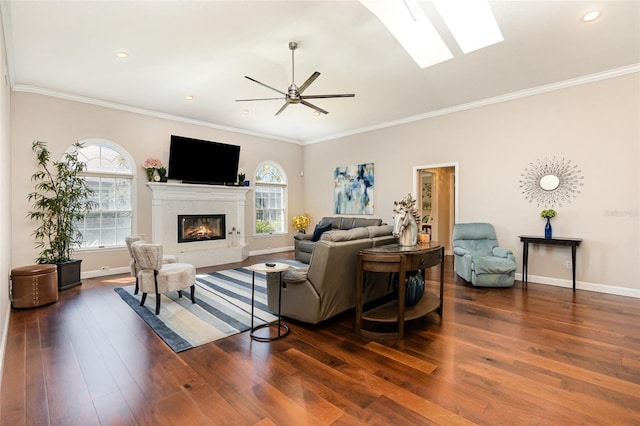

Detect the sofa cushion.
[
  {"left": 337, "top": 217, "right": 383, "bottom": 230},
  {"left": 311, "top": 223, "right": 332, "bottom": 242},
  {"left": 321, "top": 227, "right": 369, "bottom": 242},
  {"left": 318, "top": 217, "right": 342, "bottom": 229},
  {"left": 282, "top": 267, "right": 309, "bottom": 284},
  {"left": 367, "top": 224, "right": 393, "bottom": 237},
  {"left": 298, "top": 239, "right": 316, "bottom": 253}
]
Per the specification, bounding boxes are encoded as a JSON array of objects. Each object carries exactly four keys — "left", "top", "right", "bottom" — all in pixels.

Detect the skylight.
[
  {"left": 359, "top": 0, "right": 453, "bottom": 68},
  {"left": 360, "top": 0, "right": 503, "bottom": 68}
]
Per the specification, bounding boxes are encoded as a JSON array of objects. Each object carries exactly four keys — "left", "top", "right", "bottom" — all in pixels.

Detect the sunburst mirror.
[{"left": 519, "top": 157, "right": 584, "bottom": 207}]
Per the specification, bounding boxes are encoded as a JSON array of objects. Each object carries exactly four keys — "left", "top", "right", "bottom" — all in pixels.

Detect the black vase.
[{"left": 392, "top": 270, "right": 425, "bottom": 307}]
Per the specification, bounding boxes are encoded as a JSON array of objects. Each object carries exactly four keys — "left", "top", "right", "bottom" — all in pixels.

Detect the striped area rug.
[{"left": 114, "top": 267, "right": 278, "bottom": 352}]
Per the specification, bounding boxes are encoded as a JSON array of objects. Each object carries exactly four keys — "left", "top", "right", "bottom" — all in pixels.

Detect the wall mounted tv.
[{"left": 168, "top": 135, "right": 241, "bottom": 185}]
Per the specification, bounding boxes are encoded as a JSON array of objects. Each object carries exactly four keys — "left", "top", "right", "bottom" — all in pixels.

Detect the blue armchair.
[{"left": 452, "top": 223, "right": 516, "bottom": 287}]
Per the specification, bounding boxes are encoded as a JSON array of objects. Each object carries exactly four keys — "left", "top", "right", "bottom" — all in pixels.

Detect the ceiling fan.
[{"left": 236, "top": 41, "right": 354, "bottom": 115}]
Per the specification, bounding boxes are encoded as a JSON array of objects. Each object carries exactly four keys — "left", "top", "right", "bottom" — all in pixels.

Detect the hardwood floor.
[{"left": 1, "top": 252, "right": 639, "bottom": 425}]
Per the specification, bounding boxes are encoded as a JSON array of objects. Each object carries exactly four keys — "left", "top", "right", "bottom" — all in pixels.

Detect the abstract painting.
[{"left": 334, "top": 163, "right": 374, "bottom": 214}]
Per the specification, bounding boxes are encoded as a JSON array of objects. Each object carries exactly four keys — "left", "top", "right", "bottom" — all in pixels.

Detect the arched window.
[
  {"left": 73, "top": 140, "right": 135, "bottom": 248},
  {"left": 254, "top": 162, "right": 287, "bottom": 235}
]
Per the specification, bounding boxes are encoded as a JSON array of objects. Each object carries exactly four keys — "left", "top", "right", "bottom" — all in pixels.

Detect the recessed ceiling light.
[
  {"left": 312, "top": 110, "right": 321, "bottom": 116},
  {"left": 242, "top": 109, "right": 250, "bottom": 115},
  {"left": 582, "top": 10, "right": 601, "bottom": 22},
  {"left": 115, "top": 51, "right": 129, "bottom": 59},
  {"left": 185, "top": 95, "right": 195, "bottom": 101}
]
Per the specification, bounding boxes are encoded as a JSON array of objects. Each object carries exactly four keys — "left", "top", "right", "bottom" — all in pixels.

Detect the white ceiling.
[{"left": 2, "top": 1, "right": 639, "bottom": 144}]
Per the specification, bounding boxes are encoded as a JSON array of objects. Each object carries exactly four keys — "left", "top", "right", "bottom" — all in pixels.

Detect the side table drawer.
[{"left": 407, "top": 248, "right": 442, "bottom": 271}]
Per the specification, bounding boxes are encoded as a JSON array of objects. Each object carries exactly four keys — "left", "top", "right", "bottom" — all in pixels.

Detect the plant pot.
[{"left": 55, "top": 259, "right": 82, "bottom": 290}]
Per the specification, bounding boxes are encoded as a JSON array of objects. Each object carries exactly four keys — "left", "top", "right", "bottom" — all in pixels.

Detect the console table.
[
  {"left": 356, "top": 243, "right": 444, "bottom": 339},
  {"left": 519, "top": 235, "right": 582, "bottom": 291}
]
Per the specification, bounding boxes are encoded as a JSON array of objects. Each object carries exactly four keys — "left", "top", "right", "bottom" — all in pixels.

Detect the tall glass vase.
[{"left": 544, "top": 218, "right": 552, "bottom": 239}]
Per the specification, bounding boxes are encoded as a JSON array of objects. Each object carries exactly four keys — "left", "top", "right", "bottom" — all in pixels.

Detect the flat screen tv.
[{"left": 168, "top": 135, "right": 240, "bottom": 185}]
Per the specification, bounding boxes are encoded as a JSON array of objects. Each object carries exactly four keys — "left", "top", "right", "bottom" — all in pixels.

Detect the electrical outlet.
[
  {"left": 100, "top": 266, "right": 110, "bottom": 271},
  {"left": 565, "top": 261, "right": 572, "bottom": 269}
]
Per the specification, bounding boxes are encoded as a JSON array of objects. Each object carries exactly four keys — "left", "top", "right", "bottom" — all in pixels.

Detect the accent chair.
[
  {"left": 452, "top": 222, "right": 516, "bottom": 287},
  {"left": 125, "top": 235, "right": 178, "bottom": 294},
  {"left": 130, "top": 242, "right": 196, "bottom": 314}
]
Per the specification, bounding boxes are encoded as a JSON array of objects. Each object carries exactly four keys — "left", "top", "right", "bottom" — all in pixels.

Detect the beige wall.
[
  {"left": 302, "top": 73, "right": 639, "bottom": 296},
  {"left": 7, "top": 73, "right": 639, "bottom": 297},
  {"left": 0, "top": 14, "right": 10, "bottom": 383},
  {"left": 10, "top": 92, "right": 304, "bottom": 275}
]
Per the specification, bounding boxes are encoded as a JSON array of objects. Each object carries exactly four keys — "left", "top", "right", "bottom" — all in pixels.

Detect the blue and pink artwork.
[{"left": 334, "top": 163, "right": 374, "bottom": 215}]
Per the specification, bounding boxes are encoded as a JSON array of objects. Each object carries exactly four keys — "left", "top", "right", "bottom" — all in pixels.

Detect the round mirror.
[{"left": 540, "top": 174, "right": 560, "bottom": 191}]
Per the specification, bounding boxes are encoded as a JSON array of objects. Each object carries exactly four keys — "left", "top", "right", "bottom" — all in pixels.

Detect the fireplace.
[{"left": 178, "top": 214, "right": 225, "bottom": 243}]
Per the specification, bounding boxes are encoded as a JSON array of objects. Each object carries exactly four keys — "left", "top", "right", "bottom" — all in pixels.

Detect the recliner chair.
[{"left": 452, "top": 223, "right": 516, "bottom": 287}]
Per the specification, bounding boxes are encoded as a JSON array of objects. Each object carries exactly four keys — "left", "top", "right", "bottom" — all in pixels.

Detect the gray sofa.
[
  {"left": 267, "top": 225, "right": 397, "bottom": 324},
  {"left": 294, "top": 216, "right": 386, "bottom": 263}
]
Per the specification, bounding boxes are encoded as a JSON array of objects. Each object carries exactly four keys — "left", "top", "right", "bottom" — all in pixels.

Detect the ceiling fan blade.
[
  {"left": 301, "top": 100, "right": 329, "bottom": 115},
  {"left": 244, "top": 76, "right": 287, "bottom": 96},
  {"left": 235, "top": 97, "right": 285, "bottom": 102},
  {"left": 301, "top": 94, "right": 355, "bottom": 99},
  {"left": 275, "top": 101, "right": 291, "bottom": 116},
  {"left": 298, "top": 71, "right": 321, "bottom": 94}
]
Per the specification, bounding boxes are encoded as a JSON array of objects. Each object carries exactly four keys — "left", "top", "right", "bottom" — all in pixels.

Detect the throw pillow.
[{"left": 311, "top": 223, "right": 332, "bottom": 242}]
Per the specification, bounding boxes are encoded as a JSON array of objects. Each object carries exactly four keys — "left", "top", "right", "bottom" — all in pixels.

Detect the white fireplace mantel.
[{"left": 147, "top": 182, "right": 250, "bottom": 267}]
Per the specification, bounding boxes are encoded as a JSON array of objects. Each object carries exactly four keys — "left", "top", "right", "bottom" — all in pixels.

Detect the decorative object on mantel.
[
  {"left": 393, "top": 193, "right": 420, "bottom": 246},
  {"left": 158, "top": 166, "right": 167, "bottom": 182},
  {"left": 238, "top": 170, "right": 246, "bottom": 185},
  {"left": 541, "top": 209, "right": 557, "bottom": 238},
  {"left": 519, "top": 156, "right": 584, "bottom": 207},
  {"left": 292, "top": 213, "right": 310, "bottom": 233},
  {"left": 143, "top": 157, "right": 163, "bottom": 182}
]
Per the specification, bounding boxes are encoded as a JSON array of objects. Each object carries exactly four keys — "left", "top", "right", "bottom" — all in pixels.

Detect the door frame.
[{"left": 412, "top": 162, "right": 459, "bottom": 253}]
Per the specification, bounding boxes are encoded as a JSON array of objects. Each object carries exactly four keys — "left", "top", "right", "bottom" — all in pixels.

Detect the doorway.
[{"left": 412, "top": 163, "right": 457, "bottom": 255}]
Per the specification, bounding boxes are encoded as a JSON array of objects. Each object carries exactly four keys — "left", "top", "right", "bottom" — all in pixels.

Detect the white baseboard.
[
  {"left": 82, "top": 266, "right": 130, "bottom": 278},
  {"left": 249, "top": 245, "right": 294, "bottom": 257},
  {"left": 515, "top": 273, "right": 640, "bottom": 299}
]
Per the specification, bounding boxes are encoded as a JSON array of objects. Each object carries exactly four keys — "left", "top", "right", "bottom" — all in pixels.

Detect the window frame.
[
  {"left": 253, "top": 161, "right": 288, "bottom": 237},
  {"left": 71, "top": 138, "right": 137, "bottom": 252}
]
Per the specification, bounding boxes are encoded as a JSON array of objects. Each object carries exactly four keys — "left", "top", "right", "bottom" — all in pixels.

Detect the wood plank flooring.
[{"left": 1, "top": 252, "right": 638, "bottom": 425}]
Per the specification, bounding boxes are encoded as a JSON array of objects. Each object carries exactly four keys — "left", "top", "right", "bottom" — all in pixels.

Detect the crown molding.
[
  {"left": 12, "top": 63, "right": 639, "bottom": 146},
  {"left": 11, "top": 85, "right": 302, "bottom": 145},
  {"left": 305, "top": 63, "right": 640, "bottom": 145}
]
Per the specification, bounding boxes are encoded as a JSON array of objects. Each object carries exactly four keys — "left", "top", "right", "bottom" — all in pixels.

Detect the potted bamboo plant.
[{"left": 27, "top": 140, "right": 95, "bottom": 290}]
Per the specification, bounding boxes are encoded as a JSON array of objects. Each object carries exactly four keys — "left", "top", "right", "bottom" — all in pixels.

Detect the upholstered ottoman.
[
  {"left": 10, "top": 264, "right": 59, "bottom": 308},
  {"left": 472, "top": 256, "right": 516, "bottom": 287}
]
